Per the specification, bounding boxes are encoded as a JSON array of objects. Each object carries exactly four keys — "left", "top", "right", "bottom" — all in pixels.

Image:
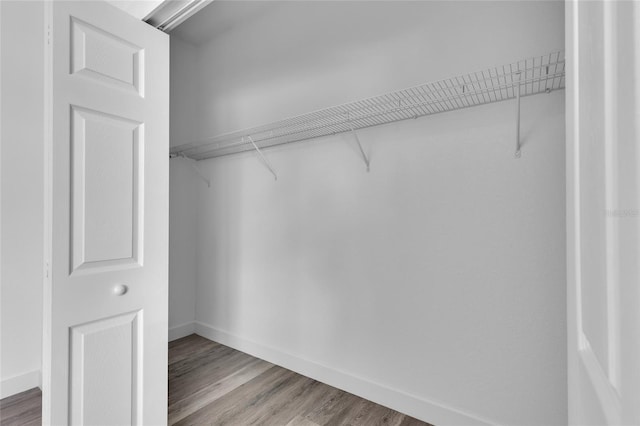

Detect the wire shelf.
[{"left": 171, "top": 51, "right": 565, "bottom": 160}]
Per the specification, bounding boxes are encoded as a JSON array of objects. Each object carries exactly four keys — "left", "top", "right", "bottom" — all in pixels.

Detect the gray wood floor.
[
  {"left": 0, "top": 388, "right": 41, "bottom": 426},
  {"left": 1, "top": 334, "right": 431, "bottom": 426}
]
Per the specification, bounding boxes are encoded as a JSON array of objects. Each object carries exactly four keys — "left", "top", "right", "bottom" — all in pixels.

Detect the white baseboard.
[
  {"left": 194, "top": 321, "right": 500, "bottom": 426},
  {"left": 1, "top": 370, "right": 41, "bottom": 399},
  {"left": 169, "top": 321, "right": 196, "bottom": 342}
]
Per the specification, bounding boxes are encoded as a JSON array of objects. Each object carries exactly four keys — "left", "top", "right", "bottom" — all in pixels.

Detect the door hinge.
[
  {"left": 45, "top": 261, "right": 50, "bottom": 278},
  {"left": 47, "top": 25, "right": 51, "bottom": 45}
]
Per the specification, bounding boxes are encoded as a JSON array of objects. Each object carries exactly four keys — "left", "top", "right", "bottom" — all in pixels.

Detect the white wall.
[
  {"left": 168, "top": 35, "right": 202, "bottom": 339},
  {"left": 170, "top": 35, "right": 201, "bottom": 149},
  {"left": 0, "top": 1, "right": 44, "bottom": 398},
  {"left": 168, "top": 159, "right": 199, "bottom": 339},
  {"left": 193, "top": 94, "right": 567, "bottom": 426},
  {"left": 170, "top": 1, "right": 567, "bottom": 424}
]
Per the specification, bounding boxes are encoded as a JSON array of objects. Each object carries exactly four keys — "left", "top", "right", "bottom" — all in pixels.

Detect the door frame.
[{"left": 42, "top": 0, "right": 53, "bottom": 419}]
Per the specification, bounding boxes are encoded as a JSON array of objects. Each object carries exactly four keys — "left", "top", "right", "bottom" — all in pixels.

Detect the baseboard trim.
[
  {"left": 194, "top": 321, "right": 500, "bottom": 426},
  {"left": 169, "top": 321, "right": 196, "bottom": 342},
  {"left": 1, "top": 370, "right": 41, "bottom": 399}
]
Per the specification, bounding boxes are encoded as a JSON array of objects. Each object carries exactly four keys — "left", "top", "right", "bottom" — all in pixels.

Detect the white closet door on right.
[{"left": 567, "top": 1, "right": 640, "bottom": 424}]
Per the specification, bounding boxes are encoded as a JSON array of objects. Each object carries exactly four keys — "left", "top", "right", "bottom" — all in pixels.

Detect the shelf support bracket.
[
  {"left": 349, "top": 125, "right": 371, "bottom": 172},
  {"left": 247, "top": 136, "right": 278, "bottom": 180},
  {"left": 179, "top": 153, "right": 211, "bottom": 187},
  {"left": 515, "top": 71, "right": 522, "bottom": 159}
]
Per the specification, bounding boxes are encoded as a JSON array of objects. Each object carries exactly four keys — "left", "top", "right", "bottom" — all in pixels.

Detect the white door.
[
  {"left": 42, "top": 1, "right": 169, "bottom": 425},
  {"left": 566, "top": 1, "right": 640, "bottom": 424}
]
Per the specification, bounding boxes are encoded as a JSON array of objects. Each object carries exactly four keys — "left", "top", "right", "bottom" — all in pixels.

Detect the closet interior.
[{"left": 166, "top": 1, "right": 566, "bottom": 425}]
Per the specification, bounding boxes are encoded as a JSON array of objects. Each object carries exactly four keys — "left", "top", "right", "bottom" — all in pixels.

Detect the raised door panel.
[
  {"left": 71, "top": 17, "right": 144, "bottom": 95},
  {"left": 70, "top": 311, "right": 142, "bottom": 426},
  {"left": 70, "top": 106, "right": 143, "bottom": 274}
]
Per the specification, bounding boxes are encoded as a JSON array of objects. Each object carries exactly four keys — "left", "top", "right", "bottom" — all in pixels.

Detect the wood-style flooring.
[
  {"left": 1, "top": 334, "right": 432, "bottom": 426},
  {"left": 0, "top": 388, "right": 41, "bottom": 426}
]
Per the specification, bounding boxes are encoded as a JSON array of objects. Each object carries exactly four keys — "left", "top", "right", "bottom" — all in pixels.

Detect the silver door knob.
[{"left": 113, "top": 284, "right": 128, "bottom": 296}]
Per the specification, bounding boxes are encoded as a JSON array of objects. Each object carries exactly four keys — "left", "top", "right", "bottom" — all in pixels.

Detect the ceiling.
[
  {"left": 102, "top": 1, "right": 282, "bottom": 45},
  {"left": 170, "top": 1, "right": 281, "bottom": 45},
  {"left": 105, "top": 0, "right": 164, "bottom": 19}
]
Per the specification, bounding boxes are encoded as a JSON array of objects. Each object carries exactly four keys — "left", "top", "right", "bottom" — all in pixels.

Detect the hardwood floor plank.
[
  {"left": 342, "top": 400, "right": 405, "bottom": 426},
  {"left": 324, "top": 397, "right": 373, "bottom": 426},
  {"left": 368, "top": 407, "right": 407, "bottom": 426},
  {"left": 399, "top": 416, "right": 435, "bottom": 426},
  {"left": 169, "top": 346, "right": 257, "bottom": 405},
  {"left": 1, "top": 334, "right": 433, "bottom": 426},
  {"left": 286, "top": 415, "right": 322, "bottom": 426},
  {"left": 240, "top": 374, "right": 328, "bottom": 426},
  {"left": 169, "top": 341, "right": 239, "bottom": 382},
  {"left": 168, "top": 357, "right": 274, "bottom": 425},
  {"left": 0, "top": 388, "right": 41, "bottom": 426},
  {"left": 174, "top": 366, "right": 298, "bottom": 425},
  {"left": 169, "top": 334, "right": 221, "bottom": 365},
  {"left": 296, "top": 386, "right": 345, "bottom": 422},
  {"left": 306, "top": 389, "right": 363, "bottom": 426}
]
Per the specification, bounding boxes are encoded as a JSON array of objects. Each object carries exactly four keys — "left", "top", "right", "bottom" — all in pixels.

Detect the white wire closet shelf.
[{"left": 171, "top": 51, "right": 565, "bottom": 161}]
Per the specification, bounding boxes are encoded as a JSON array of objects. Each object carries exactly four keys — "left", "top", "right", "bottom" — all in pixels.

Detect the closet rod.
[{"left": 171, "top": 51, "right": 565, "bottom": 161}]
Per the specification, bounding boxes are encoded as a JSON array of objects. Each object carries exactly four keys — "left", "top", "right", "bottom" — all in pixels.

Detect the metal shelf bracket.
[
  {"left": 182, "top": 153, "right": 211, "bottom": 187},
  {"left": 349, "top": 124, "right": 371, "bottom": 172},
  {"left": 515, "top": 71, "right": 522, "bottom": 159},
  {"left": 246, "top": 136, "right": 278, "bottom": 180},
  {"left": 172, "top": 153, "right": 211, "bottom": 187}
]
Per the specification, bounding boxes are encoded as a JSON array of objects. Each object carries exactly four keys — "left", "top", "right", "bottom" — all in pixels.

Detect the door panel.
[
  {"left": 567, "top": 1, "right": 640, "bottom": 424},
  {"left": 70, "top": 311, "right": 143, "bottom": 426},
  {"left": 70, "top": 17, "right": 144, "bottom": 95},
  {"left": 43, "top": 2, "right": 169, "bottom": 425},
  {"left": 71, "top": 106, "right": 143, "bottom": 273}
]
